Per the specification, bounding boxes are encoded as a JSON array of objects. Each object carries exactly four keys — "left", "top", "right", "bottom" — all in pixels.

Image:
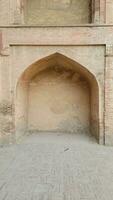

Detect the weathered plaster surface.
[
  {"left": 28, "top": 67, "right": 90, "bottom": 134},
  {"left": 25, "top": 0, "right": 90, "bottom": 25}
]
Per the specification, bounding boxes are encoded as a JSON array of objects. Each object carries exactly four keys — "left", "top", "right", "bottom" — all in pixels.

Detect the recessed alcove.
[
  {"left": 24, "top": 0, "right": 91, "bottom": 25},
  {"left": 15, "top": 53, "right": 99, "bottom": 141}
]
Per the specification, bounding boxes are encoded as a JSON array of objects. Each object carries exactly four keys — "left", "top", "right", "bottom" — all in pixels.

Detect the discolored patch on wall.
[
  {"left": 0, "top": 101, "right": 15, "bottom": 144},
  {"left": 0, "top": 101, "right": 13, "bottom": 115},
  {"left": 0, "top": 115, "right": 15, "bottom": 144}
]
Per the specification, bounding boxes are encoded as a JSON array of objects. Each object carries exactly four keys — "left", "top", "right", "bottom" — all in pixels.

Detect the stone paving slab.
[{"left": 0, "top": 132, "right": 113, "bottom": 200}]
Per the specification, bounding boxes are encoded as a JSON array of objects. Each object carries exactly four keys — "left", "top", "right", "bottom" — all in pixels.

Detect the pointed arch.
[{"left": 15, "top": 53, "right": 99, "bottom": 142}]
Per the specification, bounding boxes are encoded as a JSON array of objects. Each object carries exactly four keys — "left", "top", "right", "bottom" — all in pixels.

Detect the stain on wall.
[{"left": 0, "top": 101, "right": 14, "bottom": 144}]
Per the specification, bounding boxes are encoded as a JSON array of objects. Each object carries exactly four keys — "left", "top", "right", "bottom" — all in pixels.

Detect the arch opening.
[{"left": 15, "top": 53, "right": 99, "bottom": 141}]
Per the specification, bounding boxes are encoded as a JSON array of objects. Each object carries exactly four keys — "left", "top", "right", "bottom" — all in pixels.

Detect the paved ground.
[{"left": 0, "top": 132, "right": 113, "bottom": 200}]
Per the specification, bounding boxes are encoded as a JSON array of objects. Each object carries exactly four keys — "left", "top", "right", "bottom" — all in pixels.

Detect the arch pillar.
[
  {"left": 92, "top": 0, "right": 106, "bottom": 23},
  {"left": 105, "top": 44, "right": 113, "bottom": 145}
]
